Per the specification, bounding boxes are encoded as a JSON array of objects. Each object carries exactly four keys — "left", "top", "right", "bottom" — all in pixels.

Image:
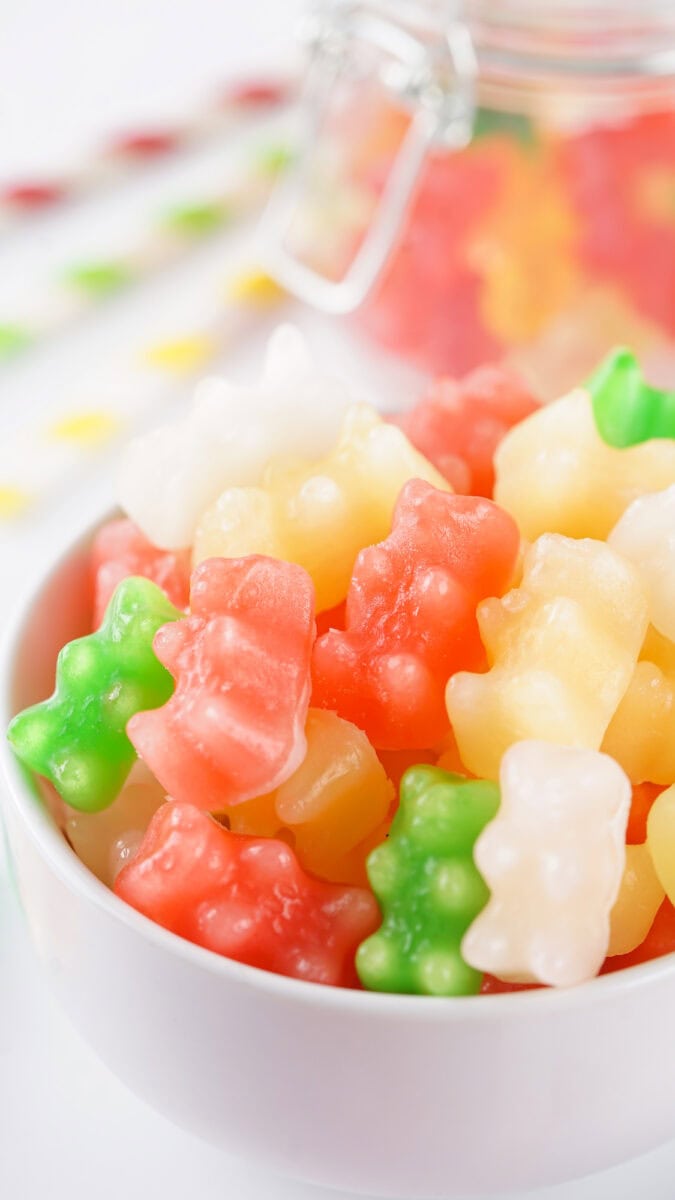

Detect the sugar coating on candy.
[
  {"left": 224, "top": 708, "right": 394, "bottom": 885},
  {"left": 118, "top": 325, "right": 360, "bottom": 550},
  {"left": 462, "top": 741, "right": 630, "bottom": 987},
  {"left": 115, "top": 801, "right": 379, "bottom": 986},
  {"left": 8, "top": 578, "right": 180, "bottom": 812},
  {"left": 607, "top": 844, "right": 663, "bottom": 958},
  {"left": 447, "top": 533, "right": 649, "bottom": 780},
  {"left": 390, "top": 363, "right": 539, "bottom": 496},
  {"left": 66, "top": 760, "right": 167, "bottom": 886},
  {"left": 608, "top": 485, "right": 675, "bottom": 644},
  {"left": 647, "top": 785, "right": 675, "bottom": 907},
  {"left": 193, "top": 405, "right": 449, "bottom": 612},
  {"left": 92, "top": 517, "right": 190, "bottom": 627},
  {"left": 312, "top": 480, "right": 520, "bottom": 750},
  {"left": 494, "top": 387, "right": 675, "bottom": 541},
  {"left": 356, "top": 765, "right": 500, "bottom": 996},
  {"left": 128, "top": 556, "right": 315, "bottom": 810},
  {"left": 602, "top": 660, "right": 675, "bottom": 785},
  {"left": 589, "top": 348, "right": 675, "bottom": 449}
]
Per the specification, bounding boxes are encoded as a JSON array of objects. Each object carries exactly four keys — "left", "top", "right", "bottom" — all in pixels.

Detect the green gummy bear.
[
  {"left": 472, "top": 107, "right": 537, "bottom": 149},
  {"left": 588, "top": 347, "right": 675, "bottom": 448},
  {"left": 356, "top": 766, "right": 499, "bottom": 997},
  {"left": 7, "top": 577, "right": 181, "bottom": 813}
]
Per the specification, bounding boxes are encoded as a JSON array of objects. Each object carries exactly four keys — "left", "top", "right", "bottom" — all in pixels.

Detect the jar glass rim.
[{"left": 467, "top": 0, "right": 675, "bottom": 78}]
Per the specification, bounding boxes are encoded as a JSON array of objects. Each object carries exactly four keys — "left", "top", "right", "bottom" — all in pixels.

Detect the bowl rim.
[{"left": 2, "top": 504, "right": 675, "bottom": 1021}]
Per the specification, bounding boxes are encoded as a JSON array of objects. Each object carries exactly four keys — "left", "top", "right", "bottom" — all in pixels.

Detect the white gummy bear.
[
  {"left": 462, "top": 740, "right": 630, "bottom": 987},
  {"left": 608, "top": 484, "right": 675, "bottom": 645},
  {"left": 117, "top": 325, "right": 359, "bottom": 549}
]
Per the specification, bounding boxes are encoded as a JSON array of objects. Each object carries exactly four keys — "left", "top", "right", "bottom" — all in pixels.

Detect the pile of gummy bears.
[
  {"left": 353, "top": 105, "right": 675, "bottom": 393},
  {"left": 9, "top": 326, "right": 675, "bottom": 996}
]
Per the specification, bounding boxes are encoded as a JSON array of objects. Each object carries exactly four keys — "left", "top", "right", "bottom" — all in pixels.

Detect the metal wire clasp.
[{"left": 261, "top": 1, "right": 477, "bottom": 314}]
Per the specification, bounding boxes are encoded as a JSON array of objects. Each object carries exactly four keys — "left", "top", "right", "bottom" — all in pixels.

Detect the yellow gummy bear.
[
  {"left": 65, "top": 761, "right": 166, "bottom": 887},
  {"left": 446, "top": 533, "right": 649, "bottom": 781},
  {"left": 607, "top": 843, "right": 664, "bottom": 957},
  {"left": 647, "top": 785, "right": 675, "bottom": 905},
  {"left": 473, "top": 148, "right": 579, "bottom": 345},
  {"left": 641, "top": 626, "right": 675, "bottom": 676},
  {"left": 193, "top": 404, "right": 449, "bottom": 611},
  {"left": 494, "top": 388, "right": 675, "bottom": 541},
  {"left": 221, "top": 708, "right": 394, "bottom": 885},
  {"left": 602, "top": 660, "right": 675, "bottom": 785}
]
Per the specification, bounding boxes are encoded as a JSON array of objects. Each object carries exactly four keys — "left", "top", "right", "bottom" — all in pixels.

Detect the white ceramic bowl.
[{"left": 3, "top": 514, "right": 675, "bottom": 1199}]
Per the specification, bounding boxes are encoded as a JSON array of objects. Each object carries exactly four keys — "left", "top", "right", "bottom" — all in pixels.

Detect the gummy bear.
[
  {"left": 607, "top": 844, "right": 663, "bottom": 958},
  {"left": 589, "top": 348, "right": 675, "bottom": 449},
  {"left": 602, "top": 660, "right": 675, "bottom": 785},
  {"left": 647, "top": 785, "right": 675, "bottom": 907},
  {"left": 356, "top": 765, "right": 499, "bottom": 996},
  {"left": 8, "top": 577, "right": 180, "bottom": 812},
  {"left": 222, "top": 708, "right": 394, "bottom": 885},
  {"left": 357, "top": 145, "right": 506, "bottom": 375},
  {"left": 128, "top": 556, "right": 315, "bottom": 810},
  {"left": 390, "top": 363, "right": 539, "bottom": 496},
  {"left": 462, "top": 741, "right": 630, "bottom": 987},
  {"left": 447, "top": 534, "right": 648, "bottom": 780},
  {"left": 115, "top": 801, "right": 379, "bottom": 986},
  {"left": 561, "top": 110, "right": 675, "bottom": 335},
  {"left": 193, "top": 405, "right": 448, "bottom": 613},
  {"left": 471, "top": 145, "right": 580, "bottom": 344},
  {"left": 313, "top": 480, "right": 520, "bottom": 750},
  {"left": 494, "top": 387, "right": 675, "bottom": 541},
  {"left": 602, "top": 898, "right": 675, "bottom": 974},
  {"left": 92, "top": 517, "right": 190, "bottom": 627},
  {"left": 627, "top": 783, "right": 663, "bottom": 845},
  {"left": 65, "top": 760, "right": 166, "bottom": 886},
  {"left": 376, "top": 747, "right": 438, "bottom": 792},
  {"left": 118, "top": 325, "right": 358, "bottom": 549},
  {"left": 608, "top": 485, "right": 675, "bottom": 643}
]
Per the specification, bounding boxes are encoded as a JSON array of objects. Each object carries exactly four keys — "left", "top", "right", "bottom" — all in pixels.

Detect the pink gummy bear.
[
  {"left": 311, "top": 480, "right": 520, "bottom": 749},
  {"left": 391, "top": 365, "right": 540, "bottom": 497},
  {"left": 92, "top": 518, "right": 190, "bottom": 627},
  {"left": 115, "top": 801, "right": 379, "bottom": 986},
  {"left": 128, "top": 556, "right": 316, "bottom": 809}
]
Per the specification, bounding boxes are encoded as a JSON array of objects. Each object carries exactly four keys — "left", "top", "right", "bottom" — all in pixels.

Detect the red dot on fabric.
[
  {"left": 223, "top": 80, "right": 290, "bottom": 108},
  {"left": 2, "top": 182, "right": 64, "bottom": 208},
  {"left": 110, "top": 132, "right": 179, "bottom": 157}
]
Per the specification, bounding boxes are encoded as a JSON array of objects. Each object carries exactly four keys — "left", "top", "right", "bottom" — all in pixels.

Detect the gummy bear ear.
[{"left": 263, "top": 323, "right": 311, "bottom": 385}]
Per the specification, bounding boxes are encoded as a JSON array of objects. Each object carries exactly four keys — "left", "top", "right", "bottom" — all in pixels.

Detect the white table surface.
[{"left": 3, "top": 3, "right": 675, "bottom": 1197}]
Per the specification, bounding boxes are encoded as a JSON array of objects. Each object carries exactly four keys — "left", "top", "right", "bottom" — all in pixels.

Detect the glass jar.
[{"left": 266, "top": 0, "right": 675, "bottom": 396}]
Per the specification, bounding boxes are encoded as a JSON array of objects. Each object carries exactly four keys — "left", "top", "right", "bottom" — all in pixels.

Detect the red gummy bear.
[
  {"left": 92, "top": 518, "right": 190, "bottom": 627},
  {"left": 627, "top": 782, "right": 664, "bottom": 846},
  {"left": 560, "top": 110, "right": 675, "bottom": 335},
  {"left": 128, "top": 556, "right": 316, "bottom": 809},
  {"left": 311, "top": 480, "right": 520, "bottom": 749},
  {"left": 115, "top": 802, "right": 379, "bottom": 986},
  {"left": 391, "top": 364, "right": 540, "bottom": 497},
  {"left": 357, "top": 150, "right": 506, "bottom": 375}
]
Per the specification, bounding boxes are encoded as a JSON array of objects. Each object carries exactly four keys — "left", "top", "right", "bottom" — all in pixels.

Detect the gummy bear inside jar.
[{"left": 281, "top": 0, "right": 675, "bottom": 398}]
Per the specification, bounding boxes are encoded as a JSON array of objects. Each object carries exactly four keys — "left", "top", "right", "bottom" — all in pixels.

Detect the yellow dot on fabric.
[
  {"left": 226, "top": 269, "right": 286, "bottom": 307},
  {"left": 0, "top": 485, "right": 31, "bottom": 518},
  {"left": 144, "top": 336, "right": 217, "bottom": 373},
  {"left": 49, "top": 412, "right": 122, "bottom": 447}
]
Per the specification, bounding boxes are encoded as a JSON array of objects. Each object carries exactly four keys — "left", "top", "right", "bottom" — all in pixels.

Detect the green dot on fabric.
[{"left": 66, "top": 261, "right": 131, "bottom": 295}]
